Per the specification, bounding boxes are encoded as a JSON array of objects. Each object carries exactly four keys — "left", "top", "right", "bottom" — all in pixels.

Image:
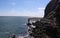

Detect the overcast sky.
[{"left": 0, "top": 0, "right": 50, "bottom": 17}]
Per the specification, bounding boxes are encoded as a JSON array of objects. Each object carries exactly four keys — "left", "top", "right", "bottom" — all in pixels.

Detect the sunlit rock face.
[{"left": 27, "top": 18, "right": 42, "bottom": 38}]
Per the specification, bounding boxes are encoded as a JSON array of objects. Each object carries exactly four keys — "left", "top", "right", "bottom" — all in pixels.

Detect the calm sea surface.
[{"left": 0, "top": 16, "right": 28, "bottom": 38}]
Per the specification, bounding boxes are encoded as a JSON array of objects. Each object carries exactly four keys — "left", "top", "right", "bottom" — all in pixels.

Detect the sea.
[{"left": 0, "top": 16, "right": 29, "bottom": 38}]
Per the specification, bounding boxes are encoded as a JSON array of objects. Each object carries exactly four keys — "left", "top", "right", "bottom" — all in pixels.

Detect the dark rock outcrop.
[
  {"left": 44, "top": 0, "right": 58, "bottom": 17},
  {"left": 27, "top": 0, "right": 60, "bottom": 38}
]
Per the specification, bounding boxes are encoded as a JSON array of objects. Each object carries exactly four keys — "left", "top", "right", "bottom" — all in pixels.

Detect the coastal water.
[{"left": 0, "top": 16, "right": 28, "bottom": 38}]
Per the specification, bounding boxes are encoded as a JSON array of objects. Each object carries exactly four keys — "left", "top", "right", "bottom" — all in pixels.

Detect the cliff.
[{"left": 27, "top": 0, "right": 60, "bottom": 38}]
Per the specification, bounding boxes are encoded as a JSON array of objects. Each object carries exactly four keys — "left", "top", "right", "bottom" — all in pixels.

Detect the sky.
[{"left": 0, "top": 0, "right": 50, "bottom": 17}]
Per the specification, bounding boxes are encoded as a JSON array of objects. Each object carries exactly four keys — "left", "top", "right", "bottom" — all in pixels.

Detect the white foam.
[
  {"left": 23, "top": 23, "right": 27, "bottom": 25},
  {"left": 16, "top": 35, "right": 24, "bottom": 38},
  {"left": 31, "top": 25, "right": 36, "bottom": 28},
  {"left": 18, "top": 36, "right": 24, "bottom": 38}
]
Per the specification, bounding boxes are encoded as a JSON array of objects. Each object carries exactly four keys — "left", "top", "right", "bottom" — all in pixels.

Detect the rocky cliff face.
[
  {"left": 44, "top": 0, "right": 57, "bottom": 17},
  {"left": 27, "top": 0, "right": 60, "bottom": 38}
]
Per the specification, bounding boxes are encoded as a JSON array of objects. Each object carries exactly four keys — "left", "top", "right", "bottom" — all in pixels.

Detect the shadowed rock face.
[
  {"left": 44, "top": 0, "right": 58, "bottom": 17},
  {"left": 56, "top": 1, "right": 60, "bottom": 26},
  {"left": 27, "top": 0, "right": 60, "bottom": 38}
]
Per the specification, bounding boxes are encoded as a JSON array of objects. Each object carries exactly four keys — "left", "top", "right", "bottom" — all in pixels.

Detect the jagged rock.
[{"left": 27, "top": 0, "right": 60, "bottom": 38}]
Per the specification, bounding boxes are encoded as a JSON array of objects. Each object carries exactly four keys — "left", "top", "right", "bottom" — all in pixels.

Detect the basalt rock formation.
[{"left": 27, "top": 0, "right": 60, "bottom": 38}]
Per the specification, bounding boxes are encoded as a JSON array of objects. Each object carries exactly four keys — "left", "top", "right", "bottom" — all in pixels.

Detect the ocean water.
[{"left": 0, "top": 16, "right": 28, "bottom": 38}]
